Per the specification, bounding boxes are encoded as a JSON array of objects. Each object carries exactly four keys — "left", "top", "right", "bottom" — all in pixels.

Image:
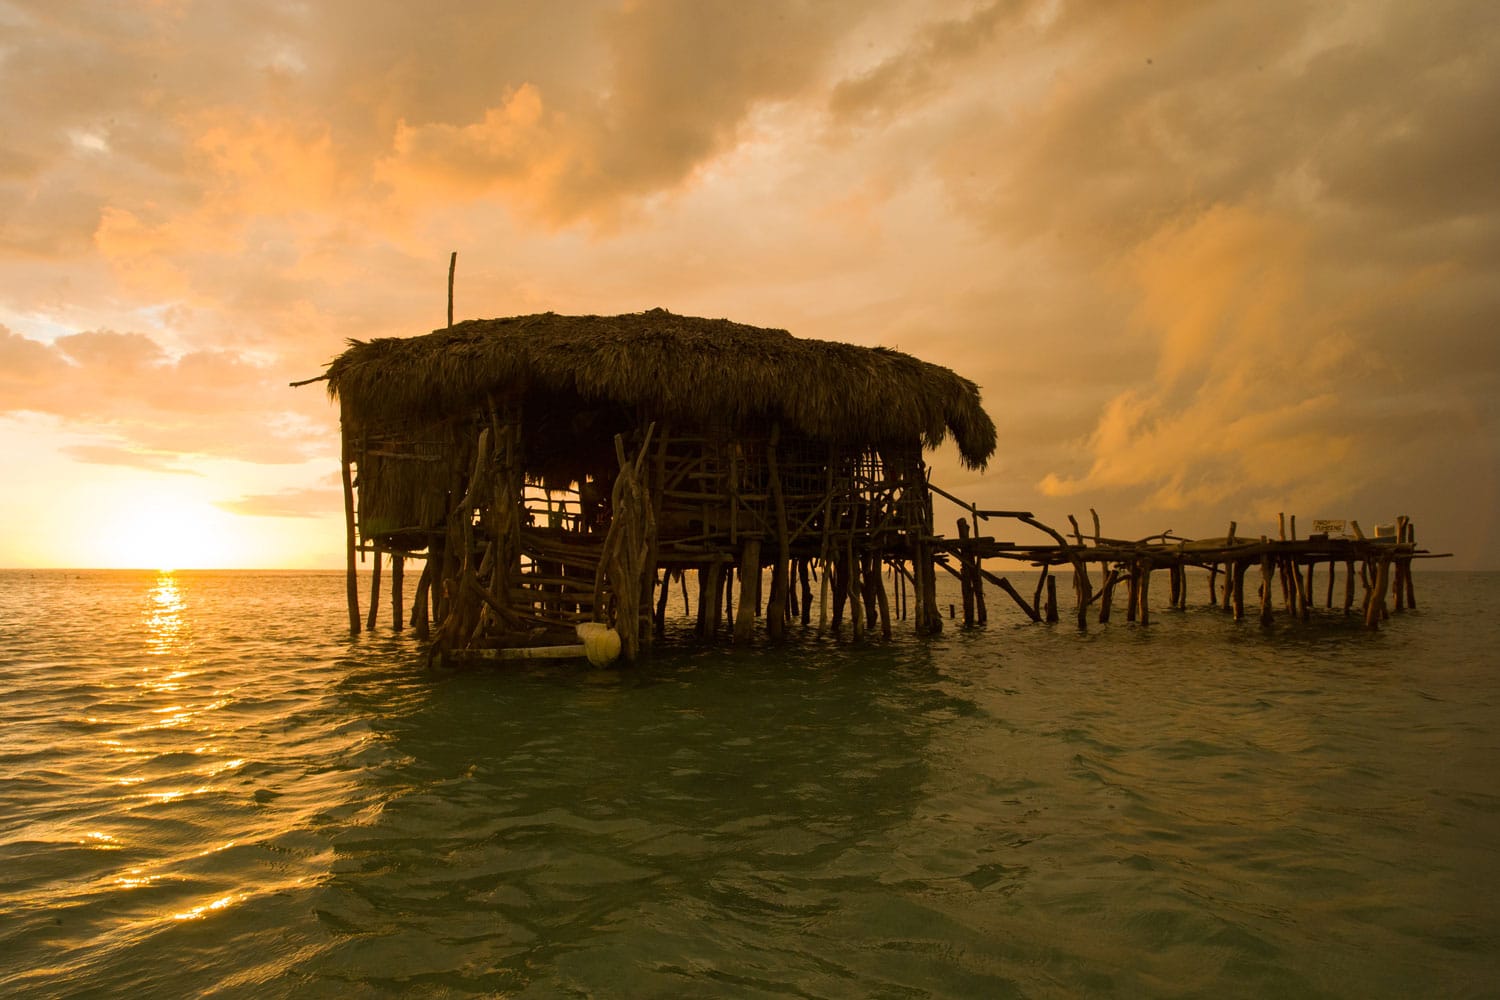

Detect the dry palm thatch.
[{"left": 326, "top": 308, "right": 997, "bottom": 468}]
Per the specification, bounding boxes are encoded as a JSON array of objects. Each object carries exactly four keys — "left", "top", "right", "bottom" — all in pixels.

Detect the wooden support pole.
[
  {"left": 1279, "top": 556, "right": 1296, "bottom": 615},
  {"left": 1343, "top": 559, "right": 1356, "bottom": 616},
  {"left": 655, "top": 570, "right": 671, "bottom": 636},
  {"left": 819, "top": 556, "right": 830, "bottom": 628},
  {"left": 848, "top": 534, "right": 864, "bottom": 641},
  {"left": 1232, "top": 558, "right": 1248, "bottom": 621},
  {"left": 1044, "top": 575, "right": 1058, "bottom": 624},
  {"left": 765, "top": 425, "right": 790, "bottom": 640},
  {"left": 1208, "top": 563, "right": 1220, "bottom": 607},
  {"left": 700, "top": 562, "right": 723, "bottom": 639},
  {"left": 1125, "top": 563, "right": 1140, "bottom": 623},
  {"left": 733, "top": 538, "right": 762, "bottom": 643},
  {"left": 958, "top": 520, "right": 975, "bottom": 626},
  {"left": 875, "top": 565, "right": 891, "bottom": 639},
  {"left": 800, "top": 558, "right": 813, "bottom": 626},
  {"left": 1259, "top": 549, "right": 1275, "bottom": 626},
  {"left": 412, "top": 555, "right": 433, "bottom": 639},
  {"left": 1073, "top": 560, "right": 1093, "bottom": 632},
  {"left": 341, "top": 452, "right": 360, "bottom": 636},
  {"left": 391, "top": 552, "right": 404, "bottom": 632},
  {"left": 1137, "top": 560, "right": 1152, "bottom": 626},
  {"left": 920, "top": 541, "right": 943, "bottom": 635},
  {"left": 1298, "top": 561, "right": 1312, "bottom": 621},
  {"left": 1098, "top": 567, "right": 1118, "bottom": 624},
  {"left": 1366, "top": 554, "right": 1391, "bottom": 630},
  {"left": 1168, "top": 561, "right": 1182, "bottom": 609},
  {"left": 831, "top": 552, "right": 848, "bottom": 628},
  {"left": 1403, "top": 518, "right": 1418, "bottom": 609},
  {"left": 366, "top": 545, "right": 384, "bottom": 631}
]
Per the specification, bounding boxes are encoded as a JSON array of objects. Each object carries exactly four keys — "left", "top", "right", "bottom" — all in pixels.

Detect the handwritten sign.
[{"left": 1311, "top": 519, "right": 1346, "bottom": 535}]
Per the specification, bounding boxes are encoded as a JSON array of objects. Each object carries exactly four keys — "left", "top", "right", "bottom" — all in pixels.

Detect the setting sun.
[{"left": 98, "top": 490, "right": 241, "bottom": 570}]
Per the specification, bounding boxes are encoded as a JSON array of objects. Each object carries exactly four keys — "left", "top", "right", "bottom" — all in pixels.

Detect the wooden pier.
[{"left": 925, "top": 489, "right": 1444, "bottom": 632}]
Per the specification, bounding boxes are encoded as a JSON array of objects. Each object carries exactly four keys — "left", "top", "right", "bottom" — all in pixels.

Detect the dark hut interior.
[{"left": 323, "top": 308, "right": 997, "bottom": 662}]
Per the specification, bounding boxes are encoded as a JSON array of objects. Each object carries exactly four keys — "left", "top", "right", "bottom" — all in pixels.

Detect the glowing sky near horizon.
[{"left": 1, "top": 0, "right": 1496, "bottom": 569}]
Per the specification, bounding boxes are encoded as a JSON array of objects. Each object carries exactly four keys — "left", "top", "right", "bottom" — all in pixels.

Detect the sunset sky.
[{"left": 2, "top": 0, "right": 1495, "bottom": 570}]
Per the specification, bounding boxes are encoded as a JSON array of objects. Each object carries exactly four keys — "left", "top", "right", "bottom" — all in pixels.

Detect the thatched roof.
[{"left": 326, "top": 308, "right": 996, "bottom": 468}]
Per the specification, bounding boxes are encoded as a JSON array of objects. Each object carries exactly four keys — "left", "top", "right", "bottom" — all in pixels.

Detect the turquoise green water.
[{"left": 1, "top": 569, "right": 1497, "bottom": 997}]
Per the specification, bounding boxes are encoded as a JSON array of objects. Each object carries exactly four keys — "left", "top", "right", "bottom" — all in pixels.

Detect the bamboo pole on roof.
[{"left": 446, "top": 251, "right": 456, "bottom": 328}]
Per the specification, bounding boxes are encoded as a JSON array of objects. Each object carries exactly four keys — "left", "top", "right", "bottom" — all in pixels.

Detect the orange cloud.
[
  {"left": 0, "top": 324, "right": 325, "bottom": 465},
  {"left": 1039, "top": 204, "right": 1363, "bottom": 511}
]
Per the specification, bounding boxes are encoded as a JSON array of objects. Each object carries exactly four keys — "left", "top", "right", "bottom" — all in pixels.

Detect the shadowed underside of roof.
[{"left": 325, "top": 308, "right": 997, "bottom": 468}]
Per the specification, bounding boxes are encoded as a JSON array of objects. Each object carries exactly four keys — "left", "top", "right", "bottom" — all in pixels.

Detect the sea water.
[{"left": 1, "top": 568, "right": 1496, "bottom": 998}]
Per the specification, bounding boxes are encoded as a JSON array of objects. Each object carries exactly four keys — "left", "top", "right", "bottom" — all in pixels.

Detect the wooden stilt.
[
  {"left": 391, "top": 553, "right": 404, "bottom": 632},
  {"left": 1073, "top": 561, "right": 1093, "bottom": 632},
  {"left": 1259, "top": 550, "right": 1275, "bottom": 626},
  {"left": 873, "top": 558, "right": 892, "bottom": 639},
  {"left": 366, "top": 545, "right": 384, "bottom": 631},
  {"left": 974, "top": 553, "right": 987, "bottom": 624},
  {"left": 1044, "top": 575, "right": 1058, "bottom": 624},
  {"left": 1366, "top": 554, "right": 1391, "bottom": 630},
  {"left": 1098, "top": 567, "right": 1117, "bottom": 624},
  {"left": 1343, "top": 559, "right": 1356, "bottom": 616},
  {"left": 341, "top": 450, "right": 360, "bottom": 636},
  {"left": 848, "top": 534, "right": 864, "bottom": 641},
  {"left": 958, "top": 520, "right": 975, "bottom": 626},
  {"left": 733, "top": 537, "right": 761, "bottom": 643},
  {"left": 1125, "top": 563, "right": 1140, "bottom": 623},
  {"left": 765, "top": 425, "right": 790, "bottom": 640},
  {"left": 1137, "top": 560, "right": 1152, "bottom": 626},
  {"left": 655, "top": 570, "right": 670, "bottom": 635},
  {"left": 1032, "top": 564, "right": 1050, "bottom": 621},
  {"left": 701, "top": 562, "right": 723, "bottom": 639},
  {"left": 819, "top": 557, "right": 830, "bottom": 628},
  {"left": 412, "top": 555, "right": 433, "bottom": 639},
  {"left": 1232, "top": 558, "right": 1248, "bottom": 621}
]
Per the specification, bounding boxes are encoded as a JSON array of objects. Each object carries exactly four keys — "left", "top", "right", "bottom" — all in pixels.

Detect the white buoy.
[{"left": 575, "top": 622, "right": 622, "bottom": 667}]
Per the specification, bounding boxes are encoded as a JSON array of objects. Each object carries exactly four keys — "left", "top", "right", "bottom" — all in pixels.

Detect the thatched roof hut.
[
  {"left": 328, "top": 308, "right": 995, "bottom": 468},
  {"left": 324, "top": 309, "right": 996, "bottom": 659}
]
